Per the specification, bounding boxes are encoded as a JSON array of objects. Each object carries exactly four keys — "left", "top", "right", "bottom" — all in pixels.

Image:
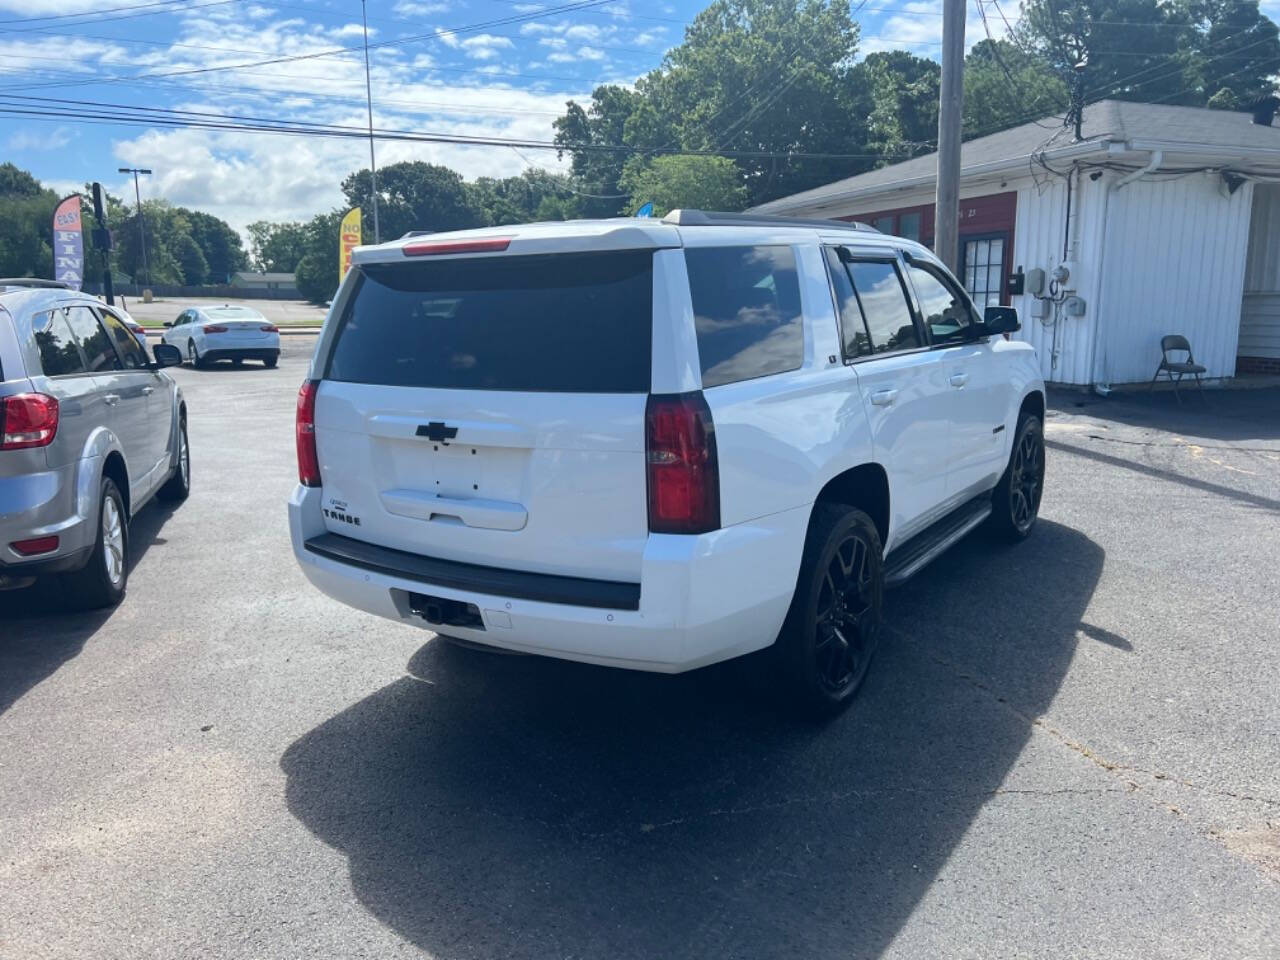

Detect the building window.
[
  {"left": 961, "top": 234, "right": 1006, "bottom": 308},
  {"left": 899, "top": 212, "right": 922, "bottom": 243}
]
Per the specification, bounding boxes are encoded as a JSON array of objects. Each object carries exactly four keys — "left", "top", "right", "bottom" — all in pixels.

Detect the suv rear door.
[
  {"left": 825, "top": 246, "right": 950, "bottom": 547},
  {"left": 312, "top": 245, "right": 658, "bottom": 582}
]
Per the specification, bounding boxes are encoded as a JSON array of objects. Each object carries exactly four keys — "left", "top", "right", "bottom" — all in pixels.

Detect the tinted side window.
[
  {"left": 62, "top": 306, "right": 121, "bottom": 372},
  {"left": 327, "top": 251, "right": 653, "bottom": 393},
  {"left": 847, "top": 260, "right": 920, "bottom": 354},
  {"left": 685, "top": 245, "right": 803, "bottom": 388},
  {"left": 35, "top": 310, "right": 88, "bottom": 376},
  {"left": 824, "top": 247, "right": 872, "bottom": 359},
  {"left": 906, "top": 261, "right": 979, "bottom": 346},
  {"left": 98, "top": 308, "right": 149, "bottom": 369}
]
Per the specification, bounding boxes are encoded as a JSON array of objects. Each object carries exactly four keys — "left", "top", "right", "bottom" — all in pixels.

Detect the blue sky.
[{"left": 3, "top": 0, "right": 1005, "bottom": 233}]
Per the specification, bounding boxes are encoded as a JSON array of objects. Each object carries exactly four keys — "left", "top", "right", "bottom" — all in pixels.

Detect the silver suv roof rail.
[
  {"left": 660, "top": 209, "right": 878, "bottom": 232},
  {"left": 0, "top": 278, "right": 72, "bottom": 289}
]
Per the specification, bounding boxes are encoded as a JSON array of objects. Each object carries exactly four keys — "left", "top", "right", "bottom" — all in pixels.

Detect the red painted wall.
[{"left": 838, "top": 191, "right": 1018, "bottom": 304}]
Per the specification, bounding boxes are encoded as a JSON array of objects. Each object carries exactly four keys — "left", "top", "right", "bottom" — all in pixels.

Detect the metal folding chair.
[{"left": 1150, "top": 334, "right": 1207, "bottom": 405}]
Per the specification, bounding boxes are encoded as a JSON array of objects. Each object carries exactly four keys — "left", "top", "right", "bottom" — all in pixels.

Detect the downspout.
[{"left": 1088, "top": 149, "right": 1162, "bottom": 394}]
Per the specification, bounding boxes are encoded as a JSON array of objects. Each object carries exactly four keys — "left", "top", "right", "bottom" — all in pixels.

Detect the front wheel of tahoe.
[
  {"left": 775, "top": 504, "right": 884, "bottom": 718},
  {"left": 989, "top": 412, "right": 1045, "bottom": 541}
]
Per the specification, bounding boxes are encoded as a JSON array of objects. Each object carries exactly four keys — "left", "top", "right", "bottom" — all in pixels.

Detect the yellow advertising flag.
[{"left": 339, "top": 207, "right": 362, "bottom": 285}]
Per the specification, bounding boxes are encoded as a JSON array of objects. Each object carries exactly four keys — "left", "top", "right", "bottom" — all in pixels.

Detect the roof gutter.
[
  {"left": 1089, "top": 149, "right": 1163, "bottom": 394},
  {"left": 756, "top": 138, "right": 1114, "bottom": 215}
]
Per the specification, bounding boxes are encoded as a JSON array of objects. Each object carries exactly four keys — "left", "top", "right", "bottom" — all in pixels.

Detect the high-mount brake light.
[
  {"left": 1, "top": 393, "right": 59, "bottom": 450},
  {"left": 402, "top": 236, "right": 512, "bottom": 257},
  {"left": 645, "top": 392, "right": 720, "bottom": 535},
  {"left": 296, "top": 380, "right": 321, "bottom": 487}
]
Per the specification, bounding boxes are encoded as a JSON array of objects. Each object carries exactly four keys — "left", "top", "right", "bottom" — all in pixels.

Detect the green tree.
[
  {"left": 852, "top": 51, "right": 939, "bottom": 164},
  {"left": 172, "top": 230, "right": 209, "bottom": 286},
  {"left": 294, "top": 209, "right": 344, "bottom": 304},
  {"left": 618, "top": 155, "right": 747, "bottom": 214},
  {"left": 963, "top": 39, "right": 1069, "bottom": 137},
  {"left": 247, "top": 220, "right": 309, "bottom": 273},
  {"left": 0, "top": 163, "right": 57, "bottom": 278},
  {"left": 342, "top": 161, "right": 481, "bottom": 240},
  {"left": 1182, "top": 0, "right": 1280, "bottom": 106},
  {"left": 552, "top": 85, "right": 643, "bottom": 217},
  {"left": 184, "top": 209, "right": 247, "bottom": 282},
  {"left": 635, "top": 0, "right": 866, "bottom": 205}
]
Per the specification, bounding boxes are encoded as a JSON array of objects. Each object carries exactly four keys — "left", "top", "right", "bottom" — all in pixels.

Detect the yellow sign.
[{"left": 339, "top": 207, "right": 362, "bottom": 284}]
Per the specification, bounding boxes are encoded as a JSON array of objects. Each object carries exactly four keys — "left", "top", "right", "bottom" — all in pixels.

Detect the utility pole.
[
  {"left": 361, "top": 0, "right": 381, "bottom": 243},
  {"left": 118, "top": 167, "right": 152, "bottom": 289},
  {"left": 934, "top": 0, "right": 966, "bottom": 274}
]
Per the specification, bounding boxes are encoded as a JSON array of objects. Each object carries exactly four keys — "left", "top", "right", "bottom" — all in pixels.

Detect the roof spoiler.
[{"left": 661, "top": 209, "right": 878, "bottom": 232}]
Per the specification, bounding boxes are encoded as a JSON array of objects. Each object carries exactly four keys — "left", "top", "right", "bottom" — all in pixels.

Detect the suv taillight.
[
  {"left": 1, "top": 393, "right": 59, "bottom": 450},
  {"left": 645, "top": 392, "right": 720, "bottom": 534},
  {"left": 296, "top": 379, "right": 321, "bottom": 487}
]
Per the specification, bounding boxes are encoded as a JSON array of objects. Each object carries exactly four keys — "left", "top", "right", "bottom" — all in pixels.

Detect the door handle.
[
  {"left": 103, "top": 394, "right": 120, "bottom": 406},
  {"left": 949, "top": 373, "right": 969, "bottom": 388},
  {"left": 869, "top": 388, "right": 898, "bottom": 406},
  {"left": 141, "top": 386, "right": 155, "bottom": 396}
]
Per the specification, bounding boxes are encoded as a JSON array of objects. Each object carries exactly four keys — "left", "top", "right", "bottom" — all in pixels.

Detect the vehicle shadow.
[
  {"left": 0, "top": 499, "right": 178, "bottom": 716},
  {"left": 1051, "top": 385, "right": 1280, "bottom": 443},
  {"left": 281, "top": 519, "right": 1103, "bottom": 959}
]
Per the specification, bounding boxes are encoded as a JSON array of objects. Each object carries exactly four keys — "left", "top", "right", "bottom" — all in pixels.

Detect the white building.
[{"left": 755, "top": 99, "right": 1280, "bottom": 386}]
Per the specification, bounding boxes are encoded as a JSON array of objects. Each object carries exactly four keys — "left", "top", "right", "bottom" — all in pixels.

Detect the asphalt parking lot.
[{"left": 2, "top": 341, "right": 1278, "bottom": 960}]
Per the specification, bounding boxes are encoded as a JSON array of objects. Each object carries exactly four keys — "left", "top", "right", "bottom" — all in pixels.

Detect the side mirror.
[
  {"left": 983, "top": 305, "right": 1020, "bottom": 336},
  {"left": 153, "top": 343, "right": 182, "bottom": 368},
  {"left": 163, "top": 320, "right": 174, "bottom": 327}
]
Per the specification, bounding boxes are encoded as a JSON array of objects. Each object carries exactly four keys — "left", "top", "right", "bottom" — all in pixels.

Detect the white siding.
[
  {"left": 1240, "top": 184, "right": 1280, "bottom": 359},
  {"left": 1008, "top": 173, "right": 1109, "bottom": 385},
  {"left": 1094, "top": 172, "right": 1252, "bottom": 383}
]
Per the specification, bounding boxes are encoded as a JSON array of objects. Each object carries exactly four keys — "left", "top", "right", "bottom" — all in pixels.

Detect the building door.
[{"left": 960, "top": 233, "right": 1008, "bottom": 309}]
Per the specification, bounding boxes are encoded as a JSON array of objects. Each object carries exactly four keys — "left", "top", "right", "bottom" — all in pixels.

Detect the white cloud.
[
  {"left": 7, "top": 126, "right": 75, "bottom": 151},
  {"left": 393, "top": 0, "right": 451, "bottom": 14},
  {"left": 859, "top": 0, "right": 1007, "bottom": 58},
  {"left": 327, "top": 23, "right": 373, "bottom": 39},
  {"left": 2, "top": 8, "right": 603, "bottom": 236},
  {"left": 546, "top": 44, "right": 606, "bottom": 64},
  {"left": 0, "top": 0, "right": 99, "bottom": 11},
  {"left": 458, "top": 34, "right": 515, "bottom": 60}
]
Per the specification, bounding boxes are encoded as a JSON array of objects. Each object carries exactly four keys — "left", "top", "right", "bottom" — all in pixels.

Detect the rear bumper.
[
  {"left": 0, "top": 459, "right": 96, "bottom": 573},
  {"left": 289, "top": 484, "right": 809, "bottom": 673},
  {"left": 202, "top": 347, "right": 280, "bottom": 362}
]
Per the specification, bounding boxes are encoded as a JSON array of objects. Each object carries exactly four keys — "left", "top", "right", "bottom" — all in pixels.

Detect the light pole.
[
  {"left": 360, "top": 0, "right": 381, "bottom": 243},
  {"left": 118, "top": 167, "right": 152, "bottom": 289}
]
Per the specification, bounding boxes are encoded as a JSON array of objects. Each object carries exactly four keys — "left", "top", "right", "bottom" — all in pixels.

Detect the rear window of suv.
[{"left": 326, "top": 250, "right": 654, "bottom": 393}]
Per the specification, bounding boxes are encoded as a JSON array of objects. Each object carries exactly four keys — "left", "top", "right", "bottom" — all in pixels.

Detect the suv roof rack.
[
  {"left": 660, "top": 209, "right": 878, "bottom": 232},
  {"left": 0, "top": 278, "right": 71, "bottom": 289}
]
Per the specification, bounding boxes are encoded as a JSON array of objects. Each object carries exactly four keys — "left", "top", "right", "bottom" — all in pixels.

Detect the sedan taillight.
[
  {"left": 1, "top": 393, "right": 59, "bottom": 450},
  {"left": 203, "top": 324, "right": 228, "bottom": 334},
  {"left": 260, "top": 324, "right": 279, "bottom": 333},
  {"left": 296, "top": 380, "right": 321, "bottom": 487}
]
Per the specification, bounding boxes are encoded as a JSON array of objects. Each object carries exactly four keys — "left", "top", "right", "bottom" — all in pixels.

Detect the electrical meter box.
[{"left": 1025, "top": 267, "right": 1046, "bottom": 297}]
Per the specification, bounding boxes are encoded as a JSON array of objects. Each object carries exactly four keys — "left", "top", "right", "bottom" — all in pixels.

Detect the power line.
[{"left": 0, "top": 93, "right": 927, "bottom": 162}]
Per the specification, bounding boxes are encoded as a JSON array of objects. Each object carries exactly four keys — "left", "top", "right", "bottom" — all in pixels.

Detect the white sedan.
[{"left": 162, "top": 304, "right": 281, "bottom": 368}]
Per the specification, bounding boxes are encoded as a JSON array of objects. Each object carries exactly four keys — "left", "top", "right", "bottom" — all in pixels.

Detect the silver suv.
[{"left": 0, "top": 280, "right": 189, "bottom": 608}]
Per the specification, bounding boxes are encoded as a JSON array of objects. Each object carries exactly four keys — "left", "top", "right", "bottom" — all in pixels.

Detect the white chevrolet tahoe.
[{"left": 289, "top": 210, "right": 1045, "bottom": 715}]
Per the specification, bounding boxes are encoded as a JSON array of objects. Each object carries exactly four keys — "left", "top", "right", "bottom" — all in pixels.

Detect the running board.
[{"left": 883, "top": 495, "right": 992, "bottom": 588}]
